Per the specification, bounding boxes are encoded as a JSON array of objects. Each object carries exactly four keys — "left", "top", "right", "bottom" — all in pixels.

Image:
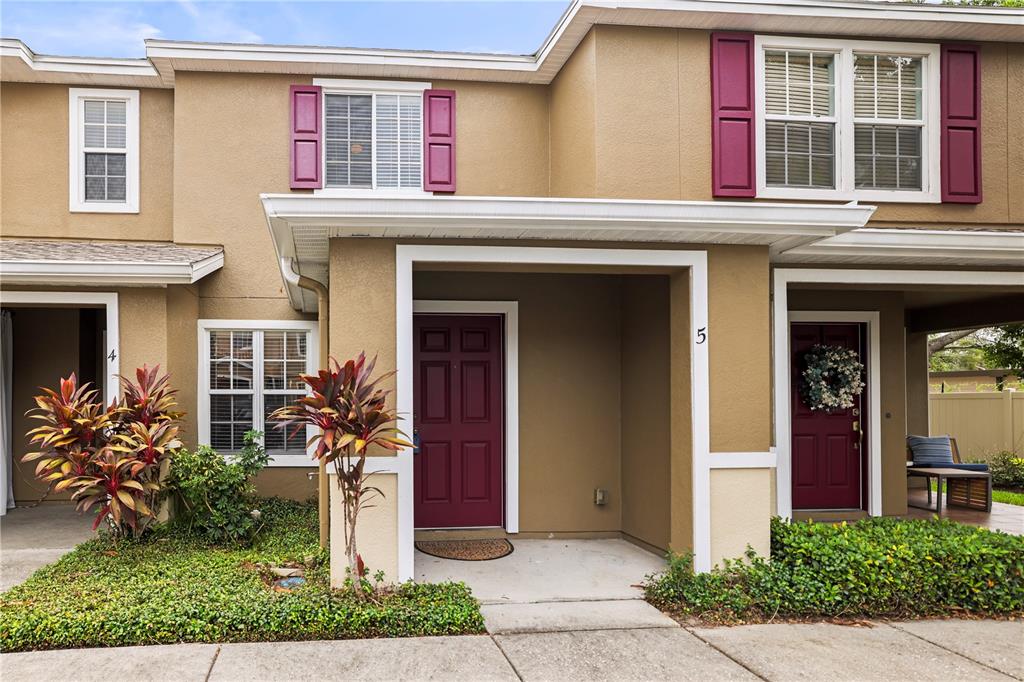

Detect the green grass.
[
  {"left": 645, "top": 516, "right": 1024, "bottom": 625},
  {"left": 0, "top": 498, "right": 484, "bottom": 652},
  {"left": 928, "top": 481, "right": 1024, "bottom": 506},
  {"left": 994, "top": 489, "right": 1024, "bottom": 506}
]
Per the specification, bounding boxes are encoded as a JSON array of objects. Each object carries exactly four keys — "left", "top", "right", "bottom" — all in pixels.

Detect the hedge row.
[{"left": 645, "top": 516, "right": 1024, "bottom": 624}]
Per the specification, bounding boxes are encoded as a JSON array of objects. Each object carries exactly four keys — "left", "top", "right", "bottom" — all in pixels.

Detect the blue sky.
[{"left": 1, "top": 1, "right": 569, "bottom": 58}]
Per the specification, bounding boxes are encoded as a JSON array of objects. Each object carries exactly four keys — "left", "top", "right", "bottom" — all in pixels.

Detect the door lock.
[{"left": 852, "top": 420, "right": 860, "bottom": 432}]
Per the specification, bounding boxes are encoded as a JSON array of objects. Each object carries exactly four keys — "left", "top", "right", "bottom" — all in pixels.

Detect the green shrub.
[
  {"left": 645, "top": 517, "right": 1024, "bottom": 623},
  {"left": 0, "top": 498, "right": 484, "bottom": 652},
  {"left": 168, "top": 432, "right": 271, "bottom": 545},
  {"left": 982, "top": 451, "right": 1024, "bottom": 489}
]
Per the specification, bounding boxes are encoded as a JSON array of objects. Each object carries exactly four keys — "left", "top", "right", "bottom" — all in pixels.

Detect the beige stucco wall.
[
  {"left": 708, "top": 246, "right": 772, "bottom": 453},
  {"left": 330, "top": 472, "right": 398, "bottom": 585},
  {"left": 434, "top": 80, "right": 549, "bottom": 197},
  {"left": 0, "top": 83, "right": 174, "bottom": 241},
  {"left": 710, "top": 468, "right": 772, "bottom": 564},
  {"left": 550, "top": 30, "right": 597, "bottom": 197},
  {"left": 415, "top": 270, "right": 624, "bottom": 534},
  {"left": 9, "top": 308, "right": 81, "bottom": 502},
  {"left": 620, "top": 276, "right": 671, "bottom": 550},
  {"left": 788, "top": 289, "right": 908, "bottom": 515}
]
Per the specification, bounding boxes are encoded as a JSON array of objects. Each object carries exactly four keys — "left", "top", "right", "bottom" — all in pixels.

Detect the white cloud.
[
  {"left": 175, "top": 0, "right": 262, "bottom": 44},
  {"left": 7, "top": 7, "right": 161, "bottom": 57}
]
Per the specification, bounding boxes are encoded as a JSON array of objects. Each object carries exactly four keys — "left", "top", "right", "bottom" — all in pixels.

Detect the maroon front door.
[
  {"left": 791, "top": 323, "right": 865, "bottom": 510},
  {"left": 414, "top": 314, "right": 504, "bottom": 528}
]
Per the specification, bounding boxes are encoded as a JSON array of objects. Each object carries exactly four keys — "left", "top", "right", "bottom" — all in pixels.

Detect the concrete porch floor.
[
  {"left": 0, "top": 504, "right": 96, "bottom": 591},
  {"left": 415, "top": 538, "right": 674, "bottom": 634}
]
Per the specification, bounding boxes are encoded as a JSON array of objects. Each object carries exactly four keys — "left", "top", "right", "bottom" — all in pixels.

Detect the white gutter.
[
  {"left": 261, "top": 193, "right": 876, "bottom": 235},
  {"left": 0, "top": 252, "right": 225, "bottom": 286}
]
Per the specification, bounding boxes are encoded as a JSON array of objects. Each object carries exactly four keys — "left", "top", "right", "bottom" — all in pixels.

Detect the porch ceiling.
[{"left": 262, "top": 193, "right": 875, "bottom": 312}]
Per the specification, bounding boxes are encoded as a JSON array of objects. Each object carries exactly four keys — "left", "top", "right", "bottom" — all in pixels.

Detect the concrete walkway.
[
  {"left": 0, "top": 504, "right": 96, "bottom": 590},
  {"left": 416, "top": 538, "right": 675, "bottom": 633},
  {"left": 3, "top": 619, "right": 1021, "bottom": 681}
]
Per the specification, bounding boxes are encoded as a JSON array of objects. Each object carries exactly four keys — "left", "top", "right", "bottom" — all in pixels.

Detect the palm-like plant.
[
  {"left": 23, "top": 366, "right": 182, "bottom": 536},
  {"left": 270, "top": 352, "right": 411, "bottom": 593}
]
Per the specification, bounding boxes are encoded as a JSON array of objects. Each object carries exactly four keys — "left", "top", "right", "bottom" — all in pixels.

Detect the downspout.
[{"left": 281, "top": 258, "right": 330, "bottom": 548}]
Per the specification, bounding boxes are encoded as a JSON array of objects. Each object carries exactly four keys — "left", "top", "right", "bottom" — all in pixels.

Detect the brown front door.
[
  {"left": 413, "top": 314, "right": 504, "bottom": 528},
  {"left": 791, "top": 323, "right": 866, "bottom": 510}
]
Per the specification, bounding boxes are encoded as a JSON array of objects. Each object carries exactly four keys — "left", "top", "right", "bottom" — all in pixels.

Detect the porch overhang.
[
  {"left": 774, "top": 228, "right": 1024, "bottom": 268},
  {"left": 262, "top": 193, "right": 876, "bottom": 312},
  {"left": 0, "top": 239, "right": 225, "bottom": 286}
]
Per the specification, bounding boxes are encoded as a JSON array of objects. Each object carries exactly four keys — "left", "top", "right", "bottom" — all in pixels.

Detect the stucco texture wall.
[
  {"left": 788, "top": 289, "right": 908, "bottom": 515},
  {"left": 0, "top": 83, "right": 174, "bottom": 241},
  {"left": 171, "top": 72, "right": 310, "bottom": 320}
]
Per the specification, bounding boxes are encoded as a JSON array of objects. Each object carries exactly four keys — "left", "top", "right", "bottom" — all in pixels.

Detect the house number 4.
[{"left": 696, "top": 327, "right": 707, "bottom": 344}]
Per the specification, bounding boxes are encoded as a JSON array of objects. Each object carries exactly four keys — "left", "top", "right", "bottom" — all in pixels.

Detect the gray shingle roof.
[{"left": 0, "top": 238, "right": 223, "bottom": 265}]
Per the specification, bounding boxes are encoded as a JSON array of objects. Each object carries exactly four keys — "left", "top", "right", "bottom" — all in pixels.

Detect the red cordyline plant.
[
  {"left": 270, "top": 352, "right": 411, "bottom": 594},
  {"left": 23, "top": 365, "right": 183, "bottom": 538}
]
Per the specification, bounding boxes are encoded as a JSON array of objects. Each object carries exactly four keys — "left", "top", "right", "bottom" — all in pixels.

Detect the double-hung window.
[
  {"left": 315, "top": 79, "right": 428, "bottom": 191},
  {"left": 198, "top": 321, "right": 318, "bottom": 465},
  {"left": 755, "top": 37, "right": 940, "bottom": 202},
  {"left": 68, "top": 88, "right": 139, "bottom": 212}
]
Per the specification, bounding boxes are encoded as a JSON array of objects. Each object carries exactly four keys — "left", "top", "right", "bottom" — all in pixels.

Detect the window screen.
[
  {"left": 324, "top": 92, "right": 422, "bottom": 189},
  {"left": 853, "top": 54, "right": 923, "bottom": 190},
  {"left": 763, "top": 50, "right": 837, "bottom": 189},
  {"left": 82, "top": 100, "right": 128, "bottom": 202}
]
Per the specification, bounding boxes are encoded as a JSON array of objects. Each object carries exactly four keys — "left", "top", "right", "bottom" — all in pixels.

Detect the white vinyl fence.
[{"left": 930, "top": 389, "right": 1023, "bottom": 459}]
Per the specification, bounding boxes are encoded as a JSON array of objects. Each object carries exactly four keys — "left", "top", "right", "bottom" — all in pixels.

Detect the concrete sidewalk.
[{"left": 3, "top": 619, "right": 1020, "bottom": 681}]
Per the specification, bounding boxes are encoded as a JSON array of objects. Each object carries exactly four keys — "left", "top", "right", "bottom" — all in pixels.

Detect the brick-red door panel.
[
  {"left": 414, "top": 314, "right": 503, "bottom": 528},
  {"left": 791, "top": 323, "right": 865, "bottom": 510}
]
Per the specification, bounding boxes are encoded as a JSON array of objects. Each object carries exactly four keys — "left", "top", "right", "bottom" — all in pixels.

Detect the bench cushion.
[
  {"left": 907, "top": 434, "right": 955, "bottom": 466},
  {"left": 910, "top": 462, "right": 990, "bottom": 473}
]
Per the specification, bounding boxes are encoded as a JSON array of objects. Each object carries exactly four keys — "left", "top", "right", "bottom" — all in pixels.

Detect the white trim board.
[
  {"left": 68, "top": 88, "right": 140, "bottom": 214},
  {"left": 0, "top": 291, "right": 119, "bottom": 405},
  {"left": 785, "top": 311, "right": 881, "bottom": 517},
  {"left": 397, "top": 245, "right": 711, "bottom": 580},
  {"left": 413, "top": 300, "right": 520, "bottom": 534},
  {"left": 196, "top": 319, "right": 319, "bottom": 467},
  {"left": 754, "top": 36, "right": 941, "bottom": 204}
]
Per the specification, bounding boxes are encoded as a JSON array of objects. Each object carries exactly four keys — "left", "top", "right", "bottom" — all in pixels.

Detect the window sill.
[
  {"left": 312, "top": 188, "right": 430, "bottom": 198},
  {"left": 70, "top": 202, "right": 139, "bottom": 214},
  {"left": 756, "top": 187, "right": 940, "bottom": 204},
  {"left": 265, "top": 453, "right": 318, "bottom": 467}
]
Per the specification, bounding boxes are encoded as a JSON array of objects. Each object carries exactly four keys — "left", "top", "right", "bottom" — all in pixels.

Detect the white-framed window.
[
  {"left": 197, "top": 320, "right": 319, "bottom": 466},
  {"left": 68, "top": 88, "right": 139, "bottom": 213},
  {"left": 313, "top": 78, "right": 429, "bottom": 193},
  {"left": 755, "top": 36, "right": 940, "bottom": 203}
]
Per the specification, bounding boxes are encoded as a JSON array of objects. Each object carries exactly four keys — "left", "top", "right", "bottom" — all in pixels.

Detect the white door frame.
[
  {"left": 0, "top": 291, "right": 119, "bottom": 404},
  {"left": 412, "top": 300, "right": 520, "bottom": 533},
  {"left": 772, "top": 268, "right": 1024, "bottom": 519},
  {"left": 396, "top": 245, "right": 710, "bottom": 580},
  {"left": 787, "top": 311, "right": 881, "bottom": 515}
]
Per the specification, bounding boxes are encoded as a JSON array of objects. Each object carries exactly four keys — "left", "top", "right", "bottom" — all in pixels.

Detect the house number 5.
[{"left": 696, "top": 327, "right": 707, "bottom": 344}]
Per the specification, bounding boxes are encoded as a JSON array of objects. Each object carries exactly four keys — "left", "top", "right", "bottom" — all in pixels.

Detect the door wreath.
[{"left": 800, "top": 344, "right": 865, "bottom": 412}]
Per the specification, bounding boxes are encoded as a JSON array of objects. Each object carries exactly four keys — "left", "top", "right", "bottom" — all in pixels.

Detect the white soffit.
[
  {"left": 146, "top": 0, "right": 1023, "bottom": 86},
  {"left": 775, "top": 228, "right": 1024, "bottom": 267},
  {"left": 262, "top": 192, "right": 875, "bottom": 312},
  {"left": 0, "top": 39, "right": 166, "bottom": 88}
]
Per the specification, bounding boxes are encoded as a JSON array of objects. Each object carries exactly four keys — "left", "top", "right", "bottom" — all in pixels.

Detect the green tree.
[
  {"left": 980, "top": 324, "right": 1024, "bottom": 375},
  {"left": 944, "top": 0, "right": 1024, "bottom": 6}
]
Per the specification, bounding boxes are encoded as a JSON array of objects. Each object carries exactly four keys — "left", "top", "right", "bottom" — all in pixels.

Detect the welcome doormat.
[{"left": 415, "top": 538, "right": 514, "bottom": 561}]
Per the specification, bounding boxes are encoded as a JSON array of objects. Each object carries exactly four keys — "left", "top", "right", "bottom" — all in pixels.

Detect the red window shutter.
[
  {"left": 941, "top": 45, "right": 981, "bottom": 203},
  {"left": 423, "top": 89, "right": 456, "bottom": 192},
  {"left": 710, "top": 32, "right": 755, "bottom": 198},
  {"left": 290, "top": 84, "right": 322, "bottom": 190}
]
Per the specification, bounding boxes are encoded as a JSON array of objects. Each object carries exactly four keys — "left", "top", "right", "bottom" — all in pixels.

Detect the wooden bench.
[{"left": 906, "top": 438, "right": 992, "bottom": 513}]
